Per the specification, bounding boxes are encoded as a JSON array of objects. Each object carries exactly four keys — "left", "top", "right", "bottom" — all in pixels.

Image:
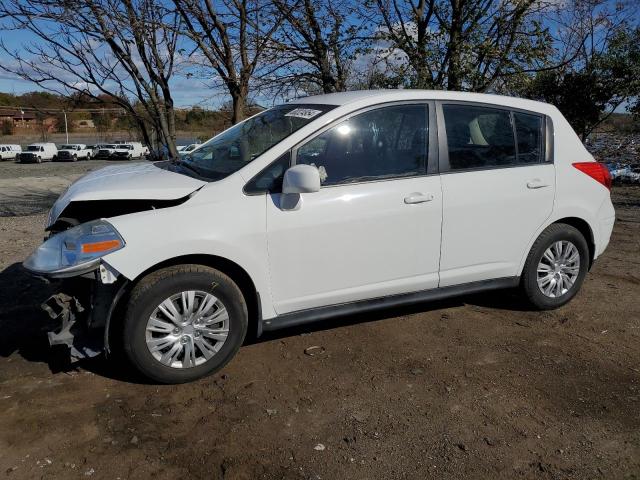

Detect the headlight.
[{"left": 23, "top": 220, "right": 125, "bottom": 277}]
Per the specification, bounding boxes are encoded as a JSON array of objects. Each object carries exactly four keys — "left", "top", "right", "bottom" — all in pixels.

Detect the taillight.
[{"left": 572, "top": 162, "right": 612, "bottom": 191}]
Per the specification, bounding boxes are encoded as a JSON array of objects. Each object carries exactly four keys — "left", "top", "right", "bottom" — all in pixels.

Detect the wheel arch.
[
  {"left": 104, "top": 254, "right": 263, "bottom": 356},
  {"left": 551, "top": 217, "right": 595, "bottom": 268},
  {"left": 518, "top": 214, "right": 597, "bottom": 277}
]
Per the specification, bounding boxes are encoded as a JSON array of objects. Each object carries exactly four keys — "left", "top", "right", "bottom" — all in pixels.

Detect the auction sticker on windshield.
[{"left": 285, "top": 108, "right": 323, "bottom": 119}]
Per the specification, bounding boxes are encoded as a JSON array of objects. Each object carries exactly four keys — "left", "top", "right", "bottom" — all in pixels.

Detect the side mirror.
[{"left": 282, "top": 164, "right": 321, "bottom": 194}]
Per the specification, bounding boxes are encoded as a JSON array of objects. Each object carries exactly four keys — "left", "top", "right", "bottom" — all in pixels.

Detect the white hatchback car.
[{"left": 24, "top": 90, "right": 615, "bottom": 383}]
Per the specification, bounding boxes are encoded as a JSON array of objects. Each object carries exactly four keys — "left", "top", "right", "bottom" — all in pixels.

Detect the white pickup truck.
[
  {"left": 94, "top": 144, "right": 119, "bottom": 159},
  {"left": 55, "top": 144, "right": 92, "bottom": 161}
]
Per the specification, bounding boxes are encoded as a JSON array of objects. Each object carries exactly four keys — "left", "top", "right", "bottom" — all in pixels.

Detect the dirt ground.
[{"left": 0, "top": 161, "right": 638, "bottom": 480}]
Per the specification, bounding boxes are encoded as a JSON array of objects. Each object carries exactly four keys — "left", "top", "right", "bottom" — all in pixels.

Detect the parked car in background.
[
  {"left": 178, "top": 143, "right": 201, "bottom": 157},
  {"left": 16, "top": 143, "right": 57, "bottom": 163},
  {"left": 24, "top": 90, "right": 615, "bottom": 384},
  {"left": 0, "top": 144, "right": 21, "bottom": 161},
  {"left": 93, "top": 144, "right": 119, "bottom": 159},
  {"left": 112, "top": 142, "right": 145, "bottom": 160},
  {"left": 55, "top": 144, "right": 93, "bottom": 161}
]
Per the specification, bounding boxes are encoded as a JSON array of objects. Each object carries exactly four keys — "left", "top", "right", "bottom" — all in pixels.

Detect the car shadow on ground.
[{"left": 0, "top": 261, "right": 534, "bottom": 383}]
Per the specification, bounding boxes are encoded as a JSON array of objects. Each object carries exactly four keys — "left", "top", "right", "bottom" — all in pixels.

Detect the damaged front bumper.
[{"left": 34, "top": 264, "right": 128, "bottom": 362}]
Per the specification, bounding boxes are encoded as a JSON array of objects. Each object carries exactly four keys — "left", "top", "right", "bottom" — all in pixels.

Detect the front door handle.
[
  {"left": 404, "top": 192, "right": 434, "bottom": 204},
  {"left": 527, "top": 179, "right": 550, "bottom": 189}
]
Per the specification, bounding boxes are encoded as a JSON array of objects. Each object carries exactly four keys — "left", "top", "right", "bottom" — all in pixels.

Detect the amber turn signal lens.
[{"left": 81, "top": 239, "right": 122, "bottom": 254}]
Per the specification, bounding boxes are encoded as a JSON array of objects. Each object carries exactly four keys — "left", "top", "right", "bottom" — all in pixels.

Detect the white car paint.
[
  {"left": 438, "top": 164, "right": 556, "bottom": 286},
  {"left": 47, "top": 162, "right": 206, "bottom": 227},
  {"left": 266, "top": 176, "right": 443, "bottom": 314},
  {"left": 40, "top": 90, "right": 614, "bottom": 322}
]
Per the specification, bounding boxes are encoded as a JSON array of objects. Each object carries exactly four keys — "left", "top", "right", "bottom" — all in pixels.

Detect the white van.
[
  {"left": 17, "top": 143, "right": 58, "bottom": 163},
  {"left": 24, "top": 90, "right": 615, "bottom": 383},
  {"left": 0, "top": 144, "right": 21, "bottom": 161},
  {"left": 112, "top": 142, "right": 145, "bottom": 160}
]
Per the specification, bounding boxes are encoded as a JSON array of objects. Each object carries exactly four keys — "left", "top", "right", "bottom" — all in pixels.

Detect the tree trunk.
[
  {"left": 446, "top": 0, "right": 464, "bottom": 90},
  {"left": 231, "top": 90, "right": 246, "bottom": 124}
]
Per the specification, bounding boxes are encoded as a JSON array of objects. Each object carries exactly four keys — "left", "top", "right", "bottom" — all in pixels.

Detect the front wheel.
[
  {"left": 122, "top": 265, "right": 248, "bottom": 384},
  {"left": 521, "top": 223, "right": 589, "bottom": 310}
]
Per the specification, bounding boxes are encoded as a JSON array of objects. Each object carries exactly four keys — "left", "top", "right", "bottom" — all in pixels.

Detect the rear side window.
[
  {"left": 443, "top": 105, "right": 515, "bottom": 170},
  {"left": 296, "top": 104, "right": 428, "bottom": 186},
  {"left": 514, "top": 112, "right": 543, "bottom": 164}
]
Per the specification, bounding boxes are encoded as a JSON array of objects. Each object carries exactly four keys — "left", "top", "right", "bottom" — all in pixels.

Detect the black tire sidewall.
[
  {"left": 123, "top": 267, "right": 248, "bottom": 384},
  {"left": 523, "top": 224, "right": 589, "bottom": 310}
]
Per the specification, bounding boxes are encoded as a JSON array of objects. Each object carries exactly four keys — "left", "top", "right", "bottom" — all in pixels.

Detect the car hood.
[{"left": 48, "top": 162, "right": 207, "bottom": 227}]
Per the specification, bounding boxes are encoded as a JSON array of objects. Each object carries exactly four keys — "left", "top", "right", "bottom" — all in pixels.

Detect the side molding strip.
[{"left": 262, "top": 277, "right": 520, "bottom": 332}]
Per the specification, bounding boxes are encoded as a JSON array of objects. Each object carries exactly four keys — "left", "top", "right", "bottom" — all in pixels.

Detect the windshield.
[
  {"left": 60, "top": 145, "right": 75, "bottom": 150},
  {"left": 103, "top": 144, "right": 118, "bottom": 148},
  {"left": 174, "top": 104, "right": 335, "bottom": 181},
  {"left": 27, "top": 146, "right": 41, "bottom": 151}
]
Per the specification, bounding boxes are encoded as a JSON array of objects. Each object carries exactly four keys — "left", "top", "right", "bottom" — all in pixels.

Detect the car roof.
[{"left": 288, "top": 89, "right": 556, "bottom": 115}]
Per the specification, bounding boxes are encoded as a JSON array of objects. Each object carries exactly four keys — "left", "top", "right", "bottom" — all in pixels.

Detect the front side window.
[
  {"left": 443, "top": 105, "right": 516, "bottom": 170},
  {"left": 173, "top": 104, "right": 335, "bottom": 181},
  {"left": 296, "top": 104, "right": 428, "bottom": 186}
]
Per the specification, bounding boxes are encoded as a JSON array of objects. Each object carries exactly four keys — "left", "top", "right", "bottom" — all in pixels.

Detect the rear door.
[{"left": 437, "top": 102, "right": 555, "bottom": 286}]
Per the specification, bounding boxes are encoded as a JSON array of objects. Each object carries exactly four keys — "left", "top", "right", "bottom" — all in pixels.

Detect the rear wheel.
[
  {"left": 521, "top": 223, "right": 589, "bottom": 310},
  {"left": 122, "top": 265, "right": 248, "bottom": 384}
]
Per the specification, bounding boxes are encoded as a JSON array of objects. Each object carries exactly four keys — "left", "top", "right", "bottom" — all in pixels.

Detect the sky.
[
  {"left": 0, "top": 27, "right": 232, "bottom": 108},
  {"left": 0, "top": 1, "right": 637, "bottom": 110}
]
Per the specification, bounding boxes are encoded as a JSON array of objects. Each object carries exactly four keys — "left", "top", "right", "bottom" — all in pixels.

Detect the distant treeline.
[{"left": 0, "top": 91, "right": 257, "bottom": 136}]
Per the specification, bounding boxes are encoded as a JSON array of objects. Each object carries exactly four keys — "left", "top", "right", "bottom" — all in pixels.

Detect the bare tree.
[
  {"left": 367, "top": 0, "right": 554, "bottom": 91},
  {"left": 270, "top": 0, "right": 366, "bottom": 95},
  {"left": 0, "top": 0, "right": 182, "bottom": 156},
  {"left": 548, "top": 0, "right": 638, "bottom": 69},
  {"left": 173, "top": 0, "right": 282, "bottom": 124}
]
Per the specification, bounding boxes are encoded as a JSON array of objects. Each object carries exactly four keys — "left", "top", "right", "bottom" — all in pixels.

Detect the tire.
[
  {"left": 37, "top": 156, "right": 42, "bottom": 163},
  {"left": 122, "top": 264, "right": 248, "bottom": 384},
  {"left": 73, "top": 154, "right": 78, "bottom": 162},
  {"left": 521, "top": 223, "right": 589, "bottom": 310}
]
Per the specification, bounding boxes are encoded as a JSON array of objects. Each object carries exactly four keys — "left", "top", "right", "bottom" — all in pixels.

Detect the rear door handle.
[
  {"left": 526, "top": 179, "right": 549, "bottom": 189},
  {"left": 404, "top": 192, "right": 434, "bottom": 204}
]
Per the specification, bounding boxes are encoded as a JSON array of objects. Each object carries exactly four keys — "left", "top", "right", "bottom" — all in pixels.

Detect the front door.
[{"left": 266, "top": 103, "right": 443, "bottom": 315}]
